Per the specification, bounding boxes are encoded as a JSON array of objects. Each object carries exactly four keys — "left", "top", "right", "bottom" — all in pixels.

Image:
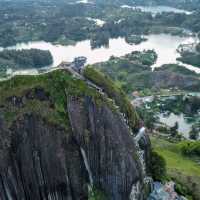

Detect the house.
[{"left": 72, "top": 56, "right": 87, "bottom": 73}]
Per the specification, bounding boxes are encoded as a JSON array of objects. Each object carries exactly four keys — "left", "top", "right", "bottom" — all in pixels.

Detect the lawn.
[{"left": 151, "top": 136, "right": 200, "bottom": 200}]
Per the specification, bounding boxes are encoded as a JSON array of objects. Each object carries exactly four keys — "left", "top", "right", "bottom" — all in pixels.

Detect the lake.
[
  {"left": 1, "top": 34, "right": 200, "bottom": 76},
  {"left": 121, "top": 5, "right": 192, "bottom": 15},
  {"left": 157, "top": 94, "right": 200, "bottom": 139},
  {"left": 159, "top": 113, "right": 194, "bottom": 138}
]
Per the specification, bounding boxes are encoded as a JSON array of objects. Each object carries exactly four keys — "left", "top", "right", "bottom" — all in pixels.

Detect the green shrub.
[
  {"left": 178, "top": 141, "right": 200, "bottom": 157},
  {"left": 84, "top": 67, "right": 140, "bottom": 131},
  {"left": 150, "top": 151, "right": 167, "bottom": 181},
  {"left": 174, "top": 181, "right": 192, "bottom": 199}
]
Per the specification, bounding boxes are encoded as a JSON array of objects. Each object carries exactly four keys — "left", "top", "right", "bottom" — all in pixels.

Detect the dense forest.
[
  {"left": 178, "top": 52, "right": 200, "bottom": 68},
  {"left": 0, "top": 49, "right": 53, "bottom": 74},
  {"left": 0, "top": 0, "right": 200, "bottom": 48},
  {"left": 94, "top": 52, "right": 200, "bottom": 95},
  {"left": 95, "top": 0, "right": 200, "bottom": 10}
]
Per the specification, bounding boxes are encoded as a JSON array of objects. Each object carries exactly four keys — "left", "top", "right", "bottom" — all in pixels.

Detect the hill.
[{"left": 0, "top": 69, "right": 150, "bottom": 199}]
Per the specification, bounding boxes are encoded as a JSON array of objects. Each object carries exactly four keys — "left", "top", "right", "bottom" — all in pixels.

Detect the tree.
[
  {"left": 196, "top": 43, "right": 200, "bottom": 53},
  {"left": 150, "top": 151, "right": 166, "bottom": 181},
  {"left": 189, "top": 125, "right": 199, "bottom": 140},
  {"left": 0, "top": 49, "right": 53, "bottom": 70},
  {"left": 170, "top": 121, "right": 179, "bottom": 137},
  {"left": 144, "top": 113, "right": 156, "bottom": 131}
]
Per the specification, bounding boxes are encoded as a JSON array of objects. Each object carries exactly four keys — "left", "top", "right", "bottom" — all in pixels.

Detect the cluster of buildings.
[
  {"left": 72, "top": 56, "right": 87, "bottom": 72},
  {"left": 148, "top": 182, "right": 187, "bottom": 200},
  {"left": 131, "top": 91, "right": 154, "bottom": 107},
  {"left": 59, "top": 56, "right": 87, "bottom": 73},
  {"left": 177, "top": 43, "right": 197, "bottom": 54}
]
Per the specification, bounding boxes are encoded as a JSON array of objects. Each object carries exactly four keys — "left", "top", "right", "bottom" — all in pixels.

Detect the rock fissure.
[{"left": 80, "top": 147, "right": 94, "bottom": 187}]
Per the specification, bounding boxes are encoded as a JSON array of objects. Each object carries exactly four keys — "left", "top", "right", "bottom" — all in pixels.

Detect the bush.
[
  {"left": 189, "top": 126, "right": 199, "bottom": 140},
  {"left": 156, "top": 126, "right": 169, "bottom": 134},
  {"left": 174, "top": 181, "right": 192, "bottom": 198},
  {"left": 150, "top": 151, "right": 167, "bottom": 181},
  {"left": 178, "top": 141, "right": 200, "bottom": 157}
]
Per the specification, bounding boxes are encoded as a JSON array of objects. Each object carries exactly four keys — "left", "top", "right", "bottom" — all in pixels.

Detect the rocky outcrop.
[
  {"left": 0, "top": 96, "right": 149, "bottom": 200},
  {"left": 0, "top": 72, "right": 151, "bottom": 199},
  {"left": 0, "top": 114, "right": 89, "bottom": 200},
  {"left": 68, "top": 96, "right": 144, "bottom": 200},
  {"left": 138, "top": 134, "right": 151, "bottom": 176}
]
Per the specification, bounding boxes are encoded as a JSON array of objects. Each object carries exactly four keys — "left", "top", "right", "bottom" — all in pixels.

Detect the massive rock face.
[
  {"left": 68, "top": 96, "right": 144, "bottom": 199},
  {"left": 0, "top": 71, "right": 150, "bottom": 200},
  {"left": 0, "top": 114, "right": 86, "bottom": 199}
]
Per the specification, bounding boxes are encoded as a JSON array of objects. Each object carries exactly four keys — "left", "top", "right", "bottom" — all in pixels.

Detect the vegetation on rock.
[
  {"left": 84, "top": 66, "right": 140, "bottom": 131},
  {"left": 150, "top": 151, "right": 167, "bottom": 181},
  {"left": 0, "top": 70, "right": 111, "bottom": 128},
  {"left": 0, "top": 68, "right": 146, "bottom": 200}
]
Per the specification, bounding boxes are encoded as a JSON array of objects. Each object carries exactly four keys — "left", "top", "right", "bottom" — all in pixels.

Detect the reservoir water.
[
  {"left": 159, "top": 113, "right": 193, "bottom": 138},
  {"left": 121, "top": 5, "right": 192, "bottom": 15},
  {"left": 1, "top": 34, "right": 200, "bottom": 75}
]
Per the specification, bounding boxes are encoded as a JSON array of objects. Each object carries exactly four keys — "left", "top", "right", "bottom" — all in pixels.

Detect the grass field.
[{"left": 151, "top": 136, "right": 200, "bottom": 200}]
